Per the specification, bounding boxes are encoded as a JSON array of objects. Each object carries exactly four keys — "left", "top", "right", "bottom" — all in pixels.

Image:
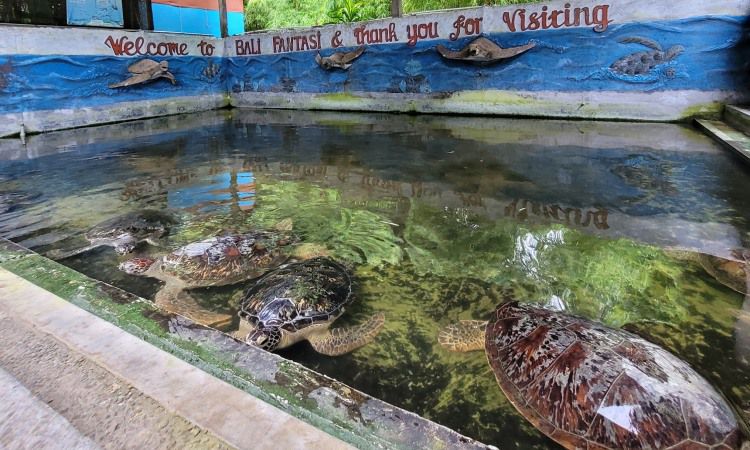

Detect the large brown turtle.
[
  {"left": 610, "top": 37, "right": 683, "bottom": 76},
  {"left": 236, "top": 257, "right": 385, "bottom": 355},
  {"left": 119, "top": 229, "right": 297, "bottom": 329},
  {"left": 439, "top": 301, "right": 742, "bottom": 449}
]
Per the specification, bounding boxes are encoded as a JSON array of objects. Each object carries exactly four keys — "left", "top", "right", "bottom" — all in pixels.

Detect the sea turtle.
[
  {"left": 236, "top": 257, "right": 385, "bottom": 355},
  {"left": 610, "top": 37, "right": 684, "bottom": 76},
  {"left": 436, "top": 37, "right": 535, "bottom": 64},
  {"left": 315, "top": 46, "right": 365, "bottom": 70},
  {"left": 119, "top": 230, "right": 296, "bottom": 329},
  {"left": 47, "top": 209, "right": 177, "bottom": 260},
  {"left": 109, "top": 59, "right": 176, "bottom": 89},
  {"left": 439, "top": 301, "right": 742, "bottom": 449}
]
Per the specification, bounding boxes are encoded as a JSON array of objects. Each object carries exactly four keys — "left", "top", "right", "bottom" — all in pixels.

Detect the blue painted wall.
[
  {"left": 152, "top": 3, "right": 244, "bottom": 37},
  {"left": 227, "top": 16, "right": 750, "bottom": 95}
]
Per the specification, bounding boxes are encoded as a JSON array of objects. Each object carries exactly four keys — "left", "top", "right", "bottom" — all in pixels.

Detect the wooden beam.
[
  {"left": 218, "top": 0, "right": 228, "bottom": 37},
  {"left": 390, "top": 0, "right": 402, "bottom": 18}
]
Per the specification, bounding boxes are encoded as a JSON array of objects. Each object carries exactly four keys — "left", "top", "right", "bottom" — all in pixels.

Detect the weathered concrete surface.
[
  {"left": 0, "top": 367, "right": 100, "bottom": 450},
  {"left": 1, "top": 94, "right": 229, "bottom": 138},
  {"left": 0, "top": 267, "right": 352, "bottom": 450},
  {"left": 726, "top": 106, "right": 750, "bottom": 135},
  {"left": 230, "top": 89, "right": 734, "bottom": 122},
  {"left": 695, "top": 119, "right": 750, "bottom": 166},
  {"left": 0, "top": 238, "right": 490, "bottom": 450}
]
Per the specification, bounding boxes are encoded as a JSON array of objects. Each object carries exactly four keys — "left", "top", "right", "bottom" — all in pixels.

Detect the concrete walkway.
[{"left": 0, "top": 268, "right": 353, "bottom": 450}]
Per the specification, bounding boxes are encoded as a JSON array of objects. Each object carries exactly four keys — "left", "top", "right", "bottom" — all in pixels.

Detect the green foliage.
[
  {"left": 243, "top": 0, "right": 540, "bottom": 30},
  {"left": 404, "top": 0, "right": 537, "bottom": 13},
  {"left": 244, "top": 0, "right": 272, "bottom": 31},
  {"left": 326, "top": 0, "right": 389, "bottom": 24}
]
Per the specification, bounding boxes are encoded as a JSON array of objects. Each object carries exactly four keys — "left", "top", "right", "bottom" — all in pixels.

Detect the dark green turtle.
[
  {"left": 119, "top": 229, "right": 297, "bottom": 329},
  {"left": 236, "top": 257, "right": 384, "bottom": 355},
  {"left": 48, "top": 209, "right": 177, "bottom": 259}
]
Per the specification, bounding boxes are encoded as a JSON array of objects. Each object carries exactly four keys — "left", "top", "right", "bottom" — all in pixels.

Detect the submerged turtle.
[
  {"left": 236, "top": 257, "right": 385, "bottom": 355},
  {"left": 610, "top": 37, "right": 683, "bottom": 76},
  {"left": 436, "top": 37, "right": 535, "bottom": 65},
  {"left": 109, "top": 59, "right": 176, "bottom": 89},
  {"left": 439, "top": 301, "right": 742, "bottom": 449},
  {"left": 48, "top": 209, "right": 177, "bottom": 260},
  {"left": 315, "top": 46, "right": 365, "bottom": 70},
  {"left": 119, "top": 230, "right": 295, "bottom": 329}
]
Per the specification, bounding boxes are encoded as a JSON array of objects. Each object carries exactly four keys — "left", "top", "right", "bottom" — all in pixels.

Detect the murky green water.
[{"left": 1, "top": 110, "right": 749, "bottom": 448}]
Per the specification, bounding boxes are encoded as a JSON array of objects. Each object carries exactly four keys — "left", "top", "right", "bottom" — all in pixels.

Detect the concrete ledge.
[
  {"left": 0, "top": 94, "right": 229, "bottom": 138},
  {"left": 0, "top": 239, "right": 489, "bottom": 450},
  {"left": 0, "top": 267, "right": 352, "bottom": 450},
  {"left": 726, "top": 105, "right": 750, "bottom": 135},
  {"left": 695, "top": 119, "right": 750, "bottom": 166},
  {"left": 230, "top": 89, "right": 742, "bottom": 122}
]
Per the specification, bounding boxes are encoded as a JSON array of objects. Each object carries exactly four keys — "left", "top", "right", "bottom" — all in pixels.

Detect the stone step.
[
  {"left": 725, "top": 105, "right": 750, "bottom": 135},
  {"left": 695, "top": 119, "right": 750, "bottom": 166}
]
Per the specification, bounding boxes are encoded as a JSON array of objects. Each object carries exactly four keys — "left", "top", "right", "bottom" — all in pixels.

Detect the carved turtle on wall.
[
  {"left": 236, "top": 257, "right": 385, "bottom": 355},
  {"left": 109, "top": 59, "right": 176, "bottom": 88},
  {"left": 436, "top": 37, "right": 535, "bottom": 65},
  {"left": 439, "top": 301, "right": 742, "bottom": 449},
  {"left": 610, "top": 37, "right": 684, "bottom": 76},
  {"left": 315, "top": 46, "right": 365, "bottom": 70}
]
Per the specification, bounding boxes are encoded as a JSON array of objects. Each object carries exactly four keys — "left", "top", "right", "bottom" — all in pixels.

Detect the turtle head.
[
  {"left": 246, "top": 326, "right": 282, "bottom": 352},
  {"left": 113, "top": 241, "right": 137, "bottom": 255},
  {"left": 119, "top": 257, "right": 155, "bottom": 276}
]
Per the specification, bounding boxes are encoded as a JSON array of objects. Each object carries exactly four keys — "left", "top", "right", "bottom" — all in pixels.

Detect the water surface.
[{"left": 1, "top": 110, "right": 748, "bottom": 448}]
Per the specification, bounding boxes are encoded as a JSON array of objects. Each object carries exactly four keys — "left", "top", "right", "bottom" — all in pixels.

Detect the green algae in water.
[{"left": 2, "top": 111, "right": 750, "bottom": 448}]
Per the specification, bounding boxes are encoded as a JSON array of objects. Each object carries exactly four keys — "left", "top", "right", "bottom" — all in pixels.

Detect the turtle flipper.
[
  {"left": 308, "top": 312, "right": 385, "bottom": 356},
  {"left": 438, "top": 320, "right": 487, "bottom": 352},
  {"left": 154, "top": 283, "right": 233, "bottom": 330}
]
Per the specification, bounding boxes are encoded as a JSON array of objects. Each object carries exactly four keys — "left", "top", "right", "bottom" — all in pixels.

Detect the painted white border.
[{"left": 0, "top": 25, "right": 224, "bottom": 57}]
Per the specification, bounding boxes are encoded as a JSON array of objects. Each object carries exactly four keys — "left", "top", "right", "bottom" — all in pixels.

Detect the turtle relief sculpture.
[
  {"left": 109, "top": 58, "right": 176, "bottom": 89},
  {"left": 436, "top": 36, "right": 535, "bottom": 65},
  {"left": 610, "top": 37, "right": 683, "bottom": 77},
  {"left": 315, "top": 46, "right": 365, "bottom": 70}
]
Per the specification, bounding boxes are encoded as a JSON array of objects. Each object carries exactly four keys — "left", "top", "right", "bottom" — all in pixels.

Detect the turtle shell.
[
  {"left": 156, "top": 232, "right": 291, "bottom": 287},
  {"left": 85, "top": 209, "right": 176, "bottom": 241},
  {"left": 238, "top": 257, "right": 352, "bottom": 333},
  {"left": 485, "top": 302, "right": 740, "bottom": 449}
]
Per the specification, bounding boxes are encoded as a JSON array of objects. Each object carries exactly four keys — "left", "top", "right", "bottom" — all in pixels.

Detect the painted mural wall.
[
  {"left": 1, "top": 0, "right": 749, "bottom": 138},
  {"left": 0, "top": 26, "right": 226, "bottom": 137},
  {"left": 226, "top": 0, "right": 750, "bottom": 121}
]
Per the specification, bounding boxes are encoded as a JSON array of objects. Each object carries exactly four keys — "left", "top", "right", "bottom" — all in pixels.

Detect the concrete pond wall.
[{"left": 1, "top": 0, "right": 749, "bottom": 137}]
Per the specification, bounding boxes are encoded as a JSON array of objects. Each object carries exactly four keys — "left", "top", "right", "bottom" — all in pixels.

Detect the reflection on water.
[{"left": 1, "top": 110, "right": 749, "bottom": 448}]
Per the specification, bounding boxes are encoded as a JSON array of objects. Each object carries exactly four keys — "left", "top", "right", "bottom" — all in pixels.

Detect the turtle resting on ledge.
[
  {"left": 439, "top": 301, "right": 743, "bottom": 449},
  {"left": 236, "top": 257, "right": 385, "bottom": 355}
]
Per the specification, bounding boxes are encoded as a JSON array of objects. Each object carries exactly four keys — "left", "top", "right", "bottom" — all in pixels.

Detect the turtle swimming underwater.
[
  {"left": 236, "top": 257, "right": 385, "bottom": 355},
  {"left": 47, "top": 209, "right": 177, "bottom": 260},
  {"left": 439, "top": 301, "right": 742, "bottom": 449},
  {"left": 109, "top": 59, "right": 176, "bottom": 89},
  {"left": 610, "top": 37, "right": 683, "bottom": 76},
  {"left": 119, "top": 230, "right": 296, "bottom": 329}
]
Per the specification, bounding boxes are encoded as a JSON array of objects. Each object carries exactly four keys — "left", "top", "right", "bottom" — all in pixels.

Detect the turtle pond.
[{"left": 1, "top": 109, "right": 749, "bottom": 449}]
